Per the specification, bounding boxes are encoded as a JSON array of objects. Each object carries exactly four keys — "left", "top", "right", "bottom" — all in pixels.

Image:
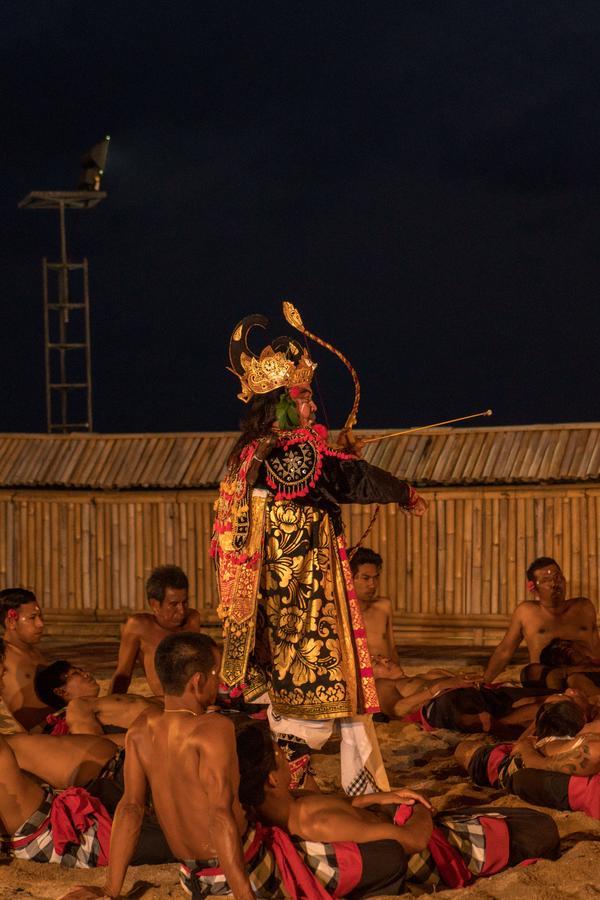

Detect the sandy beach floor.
[{"left": 2, "top": 660, "right": 600, "bottom": 899}]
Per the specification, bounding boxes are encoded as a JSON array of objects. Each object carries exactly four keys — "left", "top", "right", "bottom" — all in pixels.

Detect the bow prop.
[
  {"left": 362, "top": 409, "right": 493, "bottom": 445},
  {"left": 282, "top": 301, "right": 360, "bottom": 441}
]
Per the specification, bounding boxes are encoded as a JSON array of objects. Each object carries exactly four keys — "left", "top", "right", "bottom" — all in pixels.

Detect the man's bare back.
[
  {"left": 110, "top": 608, "right": 203, "bottom": 695},
  {"left": 131, "top": 707, "right": 246, "bottom": 859}
]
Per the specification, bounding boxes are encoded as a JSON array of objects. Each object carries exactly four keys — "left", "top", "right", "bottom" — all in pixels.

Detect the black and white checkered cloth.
[
  {"left": 408, "top": 810, "right": 507, "bottom": 886},
  {"left": 4, "top": 787, "right": 103, "bottom": 868}
]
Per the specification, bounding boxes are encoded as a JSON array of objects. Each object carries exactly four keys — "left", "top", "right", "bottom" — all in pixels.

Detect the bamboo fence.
[{"left": 1, "top": 484, "right": 599, "bottom": 643}]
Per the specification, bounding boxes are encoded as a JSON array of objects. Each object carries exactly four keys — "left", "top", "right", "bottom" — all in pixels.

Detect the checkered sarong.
[
  {"left": 4, "top": 787, "right": 105, "bottom": 868},
  {"left": 408, "top": 811, "right": 506, "bottom": 887},
  {"left": 179, "top": 824, "right": 343, "bottom": 898},
  {"left": 344, "top": 766, "right": 379, "bottom": 797}
]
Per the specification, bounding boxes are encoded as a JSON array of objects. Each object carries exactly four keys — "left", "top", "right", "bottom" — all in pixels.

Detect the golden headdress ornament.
[{"left": 228, "top": 313, "right": 317, "bottom": 403}]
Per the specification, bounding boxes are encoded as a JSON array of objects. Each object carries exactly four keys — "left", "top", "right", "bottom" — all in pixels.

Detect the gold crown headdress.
[{"left": 228, "top": 313, "right": 317, "bottom": 403}]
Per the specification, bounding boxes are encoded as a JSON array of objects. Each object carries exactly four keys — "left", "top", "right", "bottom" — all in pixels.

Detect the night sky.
[{"left": 3, "top": 2, "right": 600, "bottom": 435}]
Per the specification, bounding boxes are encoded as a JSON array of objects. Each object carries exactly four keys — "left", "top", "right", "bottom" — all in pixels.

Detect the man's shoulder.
[
  {"left": 123, "top": 612, "right": 155, "bottom": 632},
  {"left": 514, "top": 600, "right": 542, "bottom": 616},
  {"left": 567, "top": 596, "right": 594, "bottom": 608}
]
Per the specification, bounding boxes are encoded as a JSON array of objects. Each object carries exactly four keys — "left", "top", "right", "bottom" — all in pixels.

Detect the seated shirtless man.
[
  {"left": 351, "top": 548, "right": 472, "bottom": 717},
  {"left": 109, "top": 565, "right": 203, "bottom": 695},
  {"left": 33, "top": 660, "right": 161, "bottom": 737},
  {"left": 0, "top": 587, "right": 52, "bottom": 730},
  {"left": 234, "top": 719, "right": 559, "bottom": 893},
  {"left": 483, "top": 556, "right": 600, "bottom": 683},
  {"left": 74, "top": 632, "right": 411, "bottom": 900}
]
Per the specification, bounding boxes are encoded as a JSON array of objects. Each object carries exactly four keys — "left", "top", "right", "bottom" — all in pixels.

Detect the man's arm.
[
  {"left": 103, "top": 730, "right": 147, "bottom": 898},
  {"left": 300, "top": 793, "right": 433, "bottom": 853},
  {"left": 483, "top": 609, "right": 524, "bottom": 682},
  {"left": 515, "top": 734, "right": 600, "bottom": 776},
  {"left": 108, "top": 619, "right": 141, "bottom": 694},
  {"left": 203, "top": 720, "right": 254, "bottom": 900}
]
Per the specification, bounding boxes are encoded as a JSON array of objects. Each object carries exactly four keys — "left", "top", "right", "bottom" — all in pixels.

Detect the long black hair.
[{"left": 228, "top": 389, "right": 280, "bottom": 468}]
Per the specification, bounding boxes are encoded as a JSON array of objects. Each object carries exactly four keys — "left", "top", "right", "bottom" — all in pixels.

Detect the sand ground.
[{"left": 2, "top": 655, "right": 600, "bottom": 899}]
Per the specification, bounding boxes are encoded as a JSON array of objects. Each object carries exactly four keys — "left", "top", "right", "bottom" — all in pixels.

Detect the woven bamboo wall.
[{"left": 1, "top": 485, "right": 599, "bottom": 643}]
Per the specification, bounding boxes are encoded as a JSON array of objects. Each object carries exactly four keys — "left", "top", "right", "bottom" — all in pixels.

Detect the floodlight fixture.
[{"left": 78, "top": 134, "right": 111, "bottom": 191}]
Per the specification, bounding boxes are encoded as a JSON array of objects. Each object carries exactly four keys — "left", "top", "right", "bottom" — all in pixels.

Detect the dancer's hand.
[{"left": 352, "top": 788, "right": 433, "bottom": 811}]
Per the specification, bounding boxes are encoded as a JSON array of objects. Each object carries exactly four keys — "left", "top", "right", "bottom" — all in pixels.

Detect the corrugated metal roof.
[{"left": 3, "top": 423, "right": 600, "bottom": 489}]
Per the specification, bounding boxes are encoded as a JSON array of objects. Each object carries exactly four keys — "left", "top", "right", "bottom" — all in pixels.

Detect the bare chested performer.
[
  {"left": 483, "top": 557, "right": 600, "bottom": 683},
  {"left": 351, "top": 549, "right": 477, "bottom": 716},
  {"left": 34, "top": 660, "right": 161, "bottom": 736},
  {"left": 109, "top": 565, "right": 203, "bottom": 695},
  {"left": 232, "top": 719, "right": 559, "bottom": 893},
  {"left": 0, "top": 587, "right": 52, "bottom": 729}
]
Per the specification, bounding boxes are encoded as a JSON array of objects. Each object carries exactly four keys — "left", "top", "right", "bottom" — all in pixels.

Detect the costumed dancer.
[{"left": 212, "top": 303, "right": 427, "bottom": 795}]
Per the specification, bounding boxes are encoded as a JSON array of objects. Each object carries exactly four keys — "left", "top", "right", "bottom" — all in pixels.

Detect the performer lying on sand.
[
  {"left": 109, "top": 565, "right": 203, "bottom": 696},
  {"left": 484, "top": 557, "right": 600, "bottom": 683},
  {"left": 404, "top": 684, "right": 549, "bottom": 737},
  {"left": 234, "top": 719, "right": 560, "bottom": 892},
  {"left": 457, "top": 689, "right": 600, "bottom": 823},
  {"left": 456, "top": 688, "right": 600, "bottom": 790},
  {"left": 0, "top": 588, "right": 52, "bottom": 730},
  {"left": 34, "top": 661, "right": 161, "bottom": 738}
]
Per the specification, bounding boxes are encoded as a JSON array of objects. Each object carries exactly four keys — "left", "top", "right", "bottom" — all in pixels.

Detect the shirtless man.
[
  {"left": 483, "top": 557, "right": 600, "bottom": 683},
  {"left": 0, "top": 587, "right": 52, "bottom": 729},
  {"left": 351, "top": 547, "right": 399, "bottom": 663},
  {"left": 109, "top": 565, "right": 203, "bottom": 695},
  {"left": 34, "top": 660, "right": 161, "bottom": 736},
  {"left": 233, "top": 719, "right": 559, "bottom": 892},
  {"left": 351, "top": 549, "right": 477, "bottom": 716},
  {"left": 73, "top": 632, "right": 254, "bottom": 899}
]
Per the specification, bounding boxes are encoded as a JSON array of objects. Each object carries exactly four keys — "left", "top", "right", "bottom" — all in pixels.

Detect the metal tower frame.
[{"left": 19, "top": 190, "right": 106, "bottom": 432}]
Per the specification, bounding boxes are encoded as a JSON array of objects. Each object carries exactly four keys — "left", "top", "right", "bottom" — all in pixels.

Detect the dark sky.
[{"left": 3, "top": 1, "right": 600, "bottom": 434}]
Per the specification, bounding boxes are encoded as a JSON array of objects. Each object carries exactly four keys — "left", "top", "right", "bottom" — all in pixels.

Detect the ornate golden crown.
[{"left": 229, "top": 313, "right": 317, "bottom": 403}]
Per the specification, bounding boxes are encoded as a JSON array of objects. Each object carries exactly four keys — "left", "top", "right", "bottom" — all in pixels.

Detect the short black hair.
[
  {"left": 34, "top": 660, "right": 72, "bottom": 709},
  {"left": 0, "top": 588, "right": 37, "bottom": 627},
  {"left": 154, "top": 632, "right": 217, "bottom": 695},
  {"left": 535, "top": 699, "right": 585, "bottom": 739},
  {"left": 146, "top": 566, "right": 189, "bottom": 604},
  {"left": 350, "top": 547, "right": 383, "bottom": 576},
  {"left": 539, "top": 638, "right": 577, "bottom": 668},
  {"left": 235, "top": 720, "right": 277, "bottom": 808},
  {"left": 0, "top": 638, "right": 5, "bottom": 661},
  {"left": 526, "top": 557, "right": 559, "bottom": 584}
]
